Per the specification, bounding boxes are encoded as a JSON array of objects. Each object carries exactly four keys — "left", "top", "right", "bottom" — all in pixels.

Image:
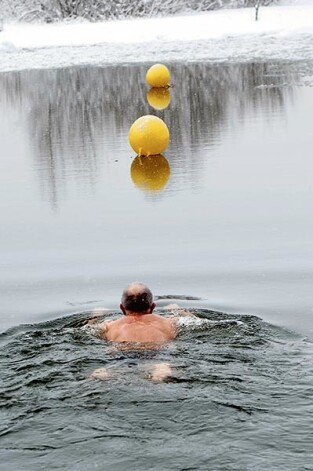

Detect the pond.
[
  {"left": 1, "top": 309, "right": 312, "bottom": 470},
  {"left": 0, "top": 62, "right": 312, "bottom": 333},
  {"left": 0, "top": 61, "right": 313, "bottom": 470}
]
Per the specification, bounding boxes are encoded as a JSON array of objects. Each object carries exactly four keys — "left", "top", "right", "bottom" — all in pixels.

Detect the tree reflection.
[{"left": 0, "top": 62, "right": 294, "bottom": 208}]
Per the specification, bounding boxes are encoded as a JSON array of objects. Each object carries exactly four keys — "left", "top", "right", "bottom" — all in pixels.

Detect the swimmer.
[
  {"left": 98, "top": 282, "right": 176, "bottom": 343},
  {"left": 90, "top": 282, "right": 191, "bottom": 382}
]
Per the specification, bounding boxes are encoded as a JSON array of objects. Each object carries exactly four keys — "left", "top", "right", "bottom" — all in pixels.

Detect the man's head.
[{"left": 120, "top": 282, "right": 155, "bottom": 315}]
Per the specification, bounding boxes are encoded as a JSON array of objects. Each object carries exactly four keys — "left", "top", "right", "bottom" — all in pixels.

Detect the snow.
[{"left": 0, "top": 5, "right": 313, "bottom": 72}]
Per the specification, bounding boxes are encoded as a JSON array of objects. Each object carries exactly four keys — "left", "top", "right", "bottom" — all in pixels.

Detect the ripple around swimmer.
[{"left": 1, "top": 309, "right": 312, "bottom": 470}]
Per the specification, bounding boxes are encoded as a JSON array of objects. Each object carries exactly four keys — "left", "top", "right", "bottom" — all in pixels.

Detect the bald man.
[
  {"left": 91, "top": 282, "right": 178, "bottom": 381},
  {"left": 98, "top": 282, "right": 176, "bottom": 343}
]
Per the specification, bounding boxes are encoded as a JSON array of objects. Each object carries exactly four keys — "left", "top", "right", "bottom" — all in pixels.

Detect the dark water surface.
[
  {"left": 1, "top": 61, "right": 313, "bottom": 470},
  {"left": 1, "top": 310, "right": 313, "bottom": 471}
]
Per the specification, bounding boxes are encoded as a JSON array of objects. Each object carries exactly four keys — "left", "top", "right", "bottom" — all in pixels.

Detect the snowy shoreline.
[{"left": 1, "top": 5, "right": 313, "bottom": 73}]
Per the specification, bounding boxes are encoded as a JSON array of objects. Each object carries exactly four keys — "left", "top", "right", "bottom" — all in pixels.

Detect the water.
[
  {"left": 1, "top": 61, "right": 313, "bottom": 469},
  {"left": 1, "top": 310, "right": 313, "bottom": 470},
  {"left": 0, "top": 62, "right": 313, "bottom": 334}
]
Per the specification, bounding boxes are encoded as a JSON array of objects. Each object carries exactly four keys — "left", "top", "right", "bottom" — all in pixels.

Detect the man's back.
[
  {"left": 90, "top": 282, "right": 179, "bottom": 381},
  {"left": 100, "top": 313, "right": 176, "bottom": 343}
]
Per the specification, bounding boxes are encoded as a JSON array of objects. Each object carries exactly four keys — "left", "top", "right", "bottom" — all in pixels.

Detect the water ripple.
[{"left": 1, "top": 309, "right": 312, "bottom": 470}]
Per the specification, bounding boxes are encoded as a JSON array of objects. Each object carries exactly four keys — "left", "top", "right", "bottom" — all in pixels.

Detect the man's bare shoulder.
[{"left": 146, "top": 313, "right": 177, "bottom": 326}]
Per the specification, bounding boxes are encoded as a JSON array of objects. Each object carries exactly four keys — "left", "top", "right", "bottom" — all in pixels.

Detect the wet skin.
[{"left": 98, "top": 312, "right": 177, "bottom": 344}]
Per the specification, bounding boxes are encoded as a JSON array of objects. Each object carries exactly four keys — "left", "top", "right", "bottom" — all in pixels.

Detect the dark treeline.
[{"left": 0, "top": 0, "right": 278, "bottom": 22}]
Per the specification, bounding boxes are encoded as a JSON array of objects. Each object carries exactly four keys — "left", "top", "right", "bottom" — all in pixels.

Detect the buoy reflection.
[
  {"left": 130, "top": 154, "right": 171, "bottom": 192},
  {"left": 147, "top": 88, "right": 171, "bottom": 110}
]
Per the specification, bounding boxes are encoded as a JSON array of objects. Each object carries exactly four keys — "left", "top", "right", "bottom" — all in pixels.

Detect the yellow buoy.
[
  {"left": 147, "top": 88, "right": 171, "bottom": 110},
  {"left": 131, "top": 154, "right": 171, "bottom": 192},
  {"left": 146, "top": 63, "right": 171, "bottom": 88},
  {"left": 128, "top": 115, "right": 169, "bottom": 156}
]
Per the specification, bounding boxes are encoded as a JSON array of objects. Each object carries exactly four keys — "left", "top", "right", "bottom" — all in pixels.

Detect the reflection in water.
[
  {"left": 0, "top": 63, "right": 294, "bottom": 207},
  {"left": 130, "top": 154, "right": 171, "bottom": 193},
  {"left": 146, "top": 87, "right": 171, "bottom": 110}
]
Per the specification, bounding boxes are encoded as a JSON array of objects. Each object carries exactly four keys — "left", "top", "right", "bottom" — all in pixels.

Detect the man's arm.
[
  {"left": 162, "top": 303, "right": 196, "bottom": 318},
  {"left": 96, "top": 320, "right": 112, "bottom": 339},
  {"left": 83, "top": 308, "right": 111, "bottom": 326}
]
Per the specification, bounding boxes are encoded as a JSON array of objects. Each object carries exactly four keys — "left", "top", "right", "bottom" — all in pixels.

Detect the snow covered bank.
[
  {"left": 2, "top": 6, "right": 313, "bottom": 49},
  {"left": 0, "top": 5, "right": 313, "bottom": 72}
]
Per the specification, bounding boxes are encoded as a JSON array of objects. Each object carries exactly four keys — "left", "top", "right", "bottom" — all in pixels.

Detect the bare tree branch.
[{"left": 0, "top": 0, "right": 279, "bottom": 22}]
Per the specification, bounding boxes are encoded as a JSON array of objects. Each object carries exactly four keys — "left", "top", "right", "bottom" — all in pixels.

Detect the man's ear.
[
  {"left": 120, "top": 304, "right": 127, "bottom": 315},
  {"left": 150, "top": 302, "right": 156, "bottom": 313}
]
